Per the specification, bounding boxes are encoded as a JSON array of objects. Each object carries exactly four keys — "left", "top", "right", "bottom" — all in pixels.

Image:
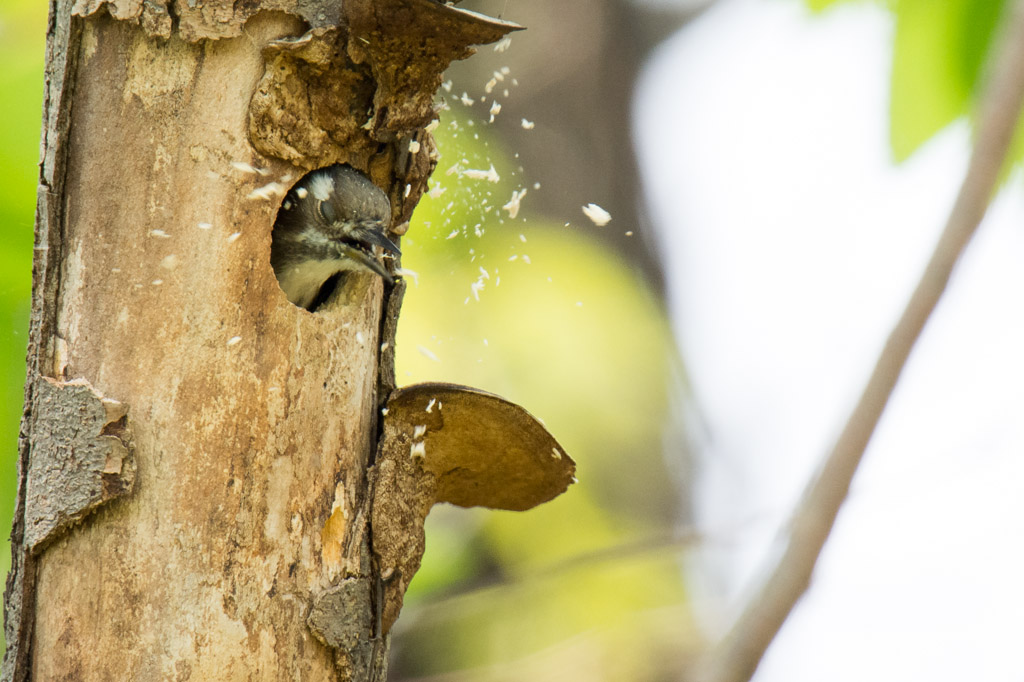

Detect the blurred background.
[{"left": 4, "top": 0, "right": 1024, "bottom": 680}]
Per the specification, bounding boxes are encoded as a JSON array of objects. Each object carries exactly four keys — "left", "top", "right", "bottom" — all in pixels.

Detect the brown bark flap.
[
  {"left": 344, "top": 0, "right": 523, "bottom": 134},
  {"left": 370, "top": 382, "right": 575, "bottom": 632},
  {"left": 386, "top": 382, "right": 575, "bottom": 510},
  {"left": 25, "top": 377, "right": 135, "bottom": 552}
]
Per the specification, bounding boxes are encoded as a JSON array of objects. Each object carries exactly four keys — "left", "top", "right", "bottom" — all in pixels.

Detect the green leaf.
[
  {"left": 804, "top": 0, "right": 847, "bottom": 12},
  {"left": 803, "top": 0, "right": 887, "bottom": 14},
  {"left": 890, "top": 0, "right": 1007, "bottom": 161}
]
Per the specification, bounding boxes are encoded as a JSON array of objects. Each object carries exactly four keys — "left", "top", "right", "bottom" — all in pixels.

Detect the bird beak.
[
  {"left": 337, "top": 225, "right": 401, "bottom": 280},
  {"left": 350, "top": 227, "right": 401, "bottom": 256},
  {"left": 337, "top": 243, "right": 394, "bottom": 279}
]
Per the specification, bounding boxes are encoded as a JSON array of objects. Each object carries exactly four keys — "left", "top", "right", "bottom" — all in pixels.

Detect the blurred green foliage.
[
  {"left": 805, "top": 0, "right": 1019, "bottom": 166},
  {"left": 0, "top": 0, "right": 47, "bottom": 616},
  {"left": 890, "top": 0, "right": 1007, "bottom": 161},
  {"left": 391, "top": 117, "right": 692, "bottom": 677},
  {"left": 398, "top": 118, "right": 681, "bottom": 524},
  {"left": 804, "top": 0, "right": 846, "bottom": 12}
]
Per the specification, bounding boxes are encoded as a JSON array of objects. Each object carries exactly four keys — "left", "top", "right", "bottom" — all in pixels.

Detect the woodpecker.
[{"left": 271, "top": 164, "right": 400, "bottom": 309}]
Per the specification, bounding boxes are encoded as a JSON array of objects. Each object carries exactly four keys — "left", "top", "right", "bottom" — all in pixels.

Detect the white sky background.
[{"left": 634, "top": 0, "right": 1024, "bottom": 679}]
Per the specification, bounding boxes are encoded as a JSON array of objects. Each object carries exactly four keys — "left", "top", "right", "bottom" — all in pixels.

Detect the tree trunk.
[{"left": 3, "top": 1, "right": 522, "bottom": 679}]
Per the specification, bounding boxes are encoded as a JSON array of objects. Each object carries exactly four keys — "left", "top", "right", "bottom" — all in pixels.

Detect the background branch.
[{"left": 697, "top": 2, "right": 1024, "bottom": 680}]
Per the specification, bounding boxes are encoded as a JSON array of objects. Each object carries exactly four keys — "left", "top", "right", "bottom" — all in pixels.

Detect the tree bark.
[{"left": 4, "top": 1, "right": 522, "bottom": 680}]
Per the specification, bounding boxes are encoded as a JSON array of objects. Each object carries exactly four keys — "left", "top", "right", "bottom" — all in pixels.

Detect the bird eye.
[{"left": 318, "top": 201, "right": 337, "bottom": 224}]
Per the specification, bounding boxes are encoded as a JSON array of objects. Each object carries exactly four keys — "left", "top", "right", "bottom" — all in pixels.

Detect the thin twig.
[{"left": 697, "top": 3, "right": 1024, "bottom": 680}]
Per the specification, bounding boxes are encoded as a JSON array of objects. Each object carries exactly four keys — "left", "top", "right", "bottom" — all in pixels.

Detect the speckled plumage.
[{"left": 271, "top": 165, "right": 399, "bottom": 309}]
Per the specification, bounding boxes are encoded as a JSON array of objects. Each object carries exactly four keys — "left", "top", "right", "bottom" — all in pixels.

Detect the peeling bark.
[{"left": 25, "top": 377, "right": 135, "bottom": 552}]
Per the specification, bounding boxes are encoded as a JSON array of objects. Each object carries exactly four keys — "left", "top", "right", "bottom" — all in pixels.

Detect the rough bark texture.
[
  {"left": 34, "top": 15, "right": 388, "bottom": 681},
  {"left": 5, "top": 1, "right": 520, "bottom": 680}
]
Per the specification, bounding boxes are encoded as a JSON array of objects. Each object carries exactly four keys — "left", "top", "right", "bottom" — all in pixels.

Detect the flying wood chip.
[{"left": 370, "top": 382, "right": 575, "bottom": 632}]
